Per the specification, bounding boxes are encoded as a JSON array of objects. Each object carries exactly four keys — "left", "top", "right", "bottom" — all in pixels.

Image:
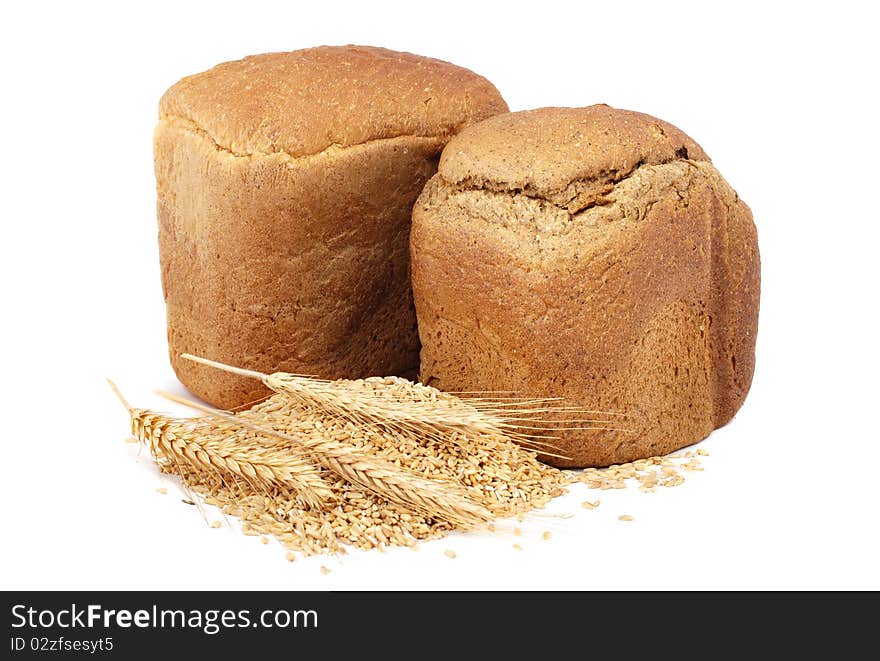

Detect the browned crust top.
[
  {"left": 438, "top": 105, "right": 709, "bottom": 211},
  {"left": 159, "top": 45, "right": 508, "bottom": 158}
]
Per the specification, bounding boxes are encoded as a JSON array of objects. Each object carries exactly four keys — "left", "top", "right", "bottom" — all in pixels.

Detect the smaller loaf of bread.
[
  {"left": 411, "top": 105, "right": 760, "bottom": 467},
  {"left": 155, "top": 46, "right": 507, "bottom": 408}
]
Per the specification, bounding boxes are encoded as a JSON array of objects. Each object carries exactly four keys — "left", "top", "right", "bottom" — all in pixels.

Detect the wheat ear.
[
  {"left": 157, "top": 390, "right": 492, "bottom": 528},
  {"left": 179, "top": 354, "right": 516, "bottom": 436},
  {"left": 178, "top": 354, "right": 584, "bottom": 458},
  {"left": 107, "top": 381, "right": 331, "bottom": 508}
]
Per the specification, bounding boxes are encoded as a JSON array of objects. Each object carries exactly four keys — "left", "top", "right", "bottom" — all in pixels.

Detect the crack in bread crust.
[
  {"left": 443, "top": 158, "right": 685, "bottom": 214},
  {"left": 437, "top": 158, "right": 716, "bottom": 219},
  {"left": 421, "top": 160, "right": 713, "bottom": 242}
]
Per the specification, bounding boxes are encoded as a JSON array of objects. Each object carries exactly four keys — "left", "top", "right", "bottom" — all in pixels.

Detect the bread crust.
[
  {"left": 156, "top": 47, "right": 507, "bottom": 407},
  {"left": 411, "top": 106, "right": 759, "bottom": 467},
  {"left": 159, "top": 46, "right": 508, "bottom": 158}
]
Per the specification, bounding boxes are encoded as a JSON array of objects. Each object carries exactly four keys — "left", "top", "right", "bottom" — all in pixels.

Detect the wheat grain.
[
  {"left": 154, "top": 404, "right": 566, "bottom": 557},
  {"left": 575, "top": 449, "right": 709, "bottom": 491},
  {"left": 113, "top": 368, "right": 570, "bottom": 558}
]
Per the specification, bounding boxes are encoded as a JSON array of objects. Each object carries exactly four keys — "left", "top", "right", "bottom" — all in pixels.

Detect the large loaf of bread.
[
  {"left": 410, "top": 105, "right": 760, "bottom": 467},
  {"left": 155, "top": 46, "right": 507, "bottom": 408}
]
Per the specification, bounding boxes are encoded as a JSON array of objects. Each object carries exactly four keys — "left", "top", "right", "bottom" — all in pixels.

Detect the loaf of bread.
[
  {"left": 411, "top": 105, "right": 760, "bottom": 467},
  {"left": 155, "top": 46, "right": 507, "bottom": 408}
]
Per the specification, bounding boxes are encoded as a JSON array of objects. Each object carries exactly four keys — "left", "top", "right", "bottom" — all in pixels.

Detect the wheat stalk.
[
  {"left": 179, "top": 354, "right": 625, "bottom": 458},
  {"left": 157, "top": 390, "right": 492, "bottom": 528},
  {"left": 108, "top": 381, "right": 331, "bottom": 508}
]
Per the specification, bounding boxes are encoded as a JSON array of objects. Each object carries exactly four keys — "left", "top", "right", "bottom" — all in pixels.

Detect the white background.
[{"left": 2, "top": 1, "right": 878, "bottom": 590}]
